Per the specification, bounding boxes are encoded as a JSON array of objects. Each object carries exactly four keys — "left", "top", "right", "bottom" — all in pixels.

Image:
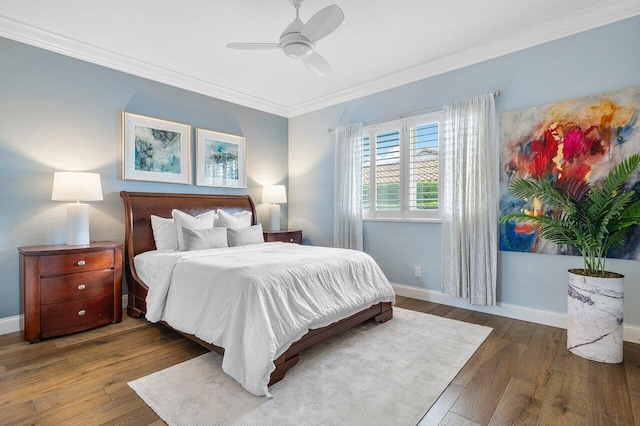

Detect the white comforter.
[{"left": 134, "top": 242, "right": 395, "bottom": 396}]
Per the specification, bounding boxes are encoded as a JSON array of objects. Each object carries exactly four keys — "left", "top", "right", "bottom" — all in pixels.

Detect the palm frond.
[
  {"left": 508, "top": 178, "right": 575, "bottom": 213},
  {"left": 587, "top": 154, "right": 640, "bottom": 212},
  {"left": 616, "top": 199, "right": 640, "bottom": 229},
  {"left": 594, "top": 154, "right": 640, "bottom": 196},
  {"left": 606, "top": 228, "right": 629, "bottom": 251}
]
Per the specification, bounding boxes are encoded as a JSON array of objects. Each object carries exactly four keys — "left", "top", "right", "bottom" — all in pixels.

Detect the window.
[{"left": 362, "top": 111, "right": 442, "bottom": 221}]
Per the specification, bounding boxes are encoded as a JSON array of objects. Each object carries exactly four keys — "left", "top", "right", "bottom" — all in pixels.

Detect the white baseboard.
[
  {"left": 392, "top": 283, "right": 640, "bottom": 344},
  {"left": 0, "top": 314, "right": 21, "bottom": 336},
  {"left": 0, "top": 295, "right": 129, "bottom": 336}
]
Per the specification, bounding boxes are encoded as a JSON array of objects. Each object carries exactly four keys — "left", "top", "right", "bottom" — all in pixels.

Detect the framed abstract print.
[
  {"left": 122, "top": 112, "right": 191, "bottom": 184},
  {"left": 196, "top": 128, "right": 247, "bottom": 188}
]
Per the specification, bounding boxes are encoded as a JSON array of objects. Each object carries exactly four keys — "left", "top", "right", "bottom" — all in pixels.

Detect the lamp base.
[
  {"left": 268, "top": 204, "right": 281, "bottom": 231},
  {"left": 66, "top": 203, "right": 90, "bottom": 245}
]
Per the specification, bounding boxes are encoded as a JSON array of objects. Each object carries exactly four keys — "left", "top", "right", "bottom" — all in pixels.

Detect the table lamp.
[
  {"left": 262, "top": 185, "right": 287, "bottom": 231},
  {"left": 51, "top": 172, "right": 103, "bottom": 245}
]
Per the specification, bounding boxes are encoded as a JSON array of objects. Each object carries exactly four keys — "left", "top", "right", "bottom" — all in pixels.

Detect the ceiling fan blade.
[
  {"left": 226, "top": 43, "right": 281, "bottom": 50},
  {"left": 302, "top": 52, "right": 331, "bottom": 77},
  {"left": 300, "top": 4, "right": 344, "bottom": 43}
]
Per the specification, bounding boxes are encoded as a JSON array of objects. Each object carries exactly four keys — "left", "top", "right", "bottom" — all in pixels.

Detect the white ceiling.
[{"left": 1, "top": 0, "right": 639, "bottom": 117}]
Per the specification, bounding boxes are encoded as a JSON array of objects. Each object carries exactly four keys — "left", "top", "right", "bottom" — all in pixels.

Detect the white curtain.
[
  {"left": 441, "top": 93, "right": 497, "bottom": 305},
  {"left": 334, "top": 123, "right": 364, "bottom": 251}
]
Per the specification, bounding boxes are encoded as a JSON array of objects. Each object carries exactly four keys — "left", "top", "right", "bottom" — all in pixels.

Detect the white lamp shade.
[
  {"left": 52, "top": 172, "right": 103, "bottom": 201},
  {"left": 262, "top": 185, "right": 287, "bottom": 204}
]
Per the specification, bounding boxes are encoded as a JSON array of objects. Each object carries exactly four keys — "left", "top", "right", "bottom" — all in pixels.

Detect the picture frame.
[
  {"left": 122, "top": 112, "right": 191, "bottom": 184},
  {"left": 196, "top": 128, "right": 247, "bottom": 188}
]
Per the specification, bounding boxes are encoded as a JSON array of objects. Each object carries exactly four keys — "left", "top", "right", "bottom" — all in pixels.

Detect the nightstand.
[
  {"left": 263, "top": 229, "right": 303, "bottom": 244},
  {"left": 19, "top": 241, "right": 122, "bottom": 343}
]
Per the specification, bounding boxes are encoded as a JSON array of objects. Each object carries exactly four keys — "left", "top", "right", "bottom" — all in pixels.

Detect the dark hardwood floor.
[{"left": 0, "top": 297, "right": 638, "bottom": 425}]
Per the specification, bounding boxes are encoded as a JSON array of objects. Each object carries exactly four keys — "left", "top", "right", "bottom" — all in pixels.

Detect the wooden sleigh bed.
[{"left": 120, "top": 191, "right": 393, "bottom": 387}]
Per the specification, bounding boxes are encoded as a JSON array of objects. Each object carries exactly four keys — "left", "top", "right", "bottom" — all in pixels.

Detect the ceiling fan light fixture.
[
  {"left": 226, "top": 1, "right": 344, "bottom": 76},
  {"left": 283, "top": 42, "right": 313, "bottom": 59}
]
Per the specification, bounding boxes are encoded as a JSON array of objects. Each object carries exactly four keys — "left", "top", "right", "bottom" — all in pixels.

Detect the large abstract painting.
[
  {"left": 122, "top": 112, "right": 191, "bottom": 184},
  {"left": 499, "top": 86, "right": 640, "bottom": 259}
]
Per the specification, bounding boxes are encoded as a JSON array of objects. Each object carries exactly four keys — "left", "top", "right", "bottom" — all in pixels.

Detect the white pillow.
[
  {"left": 172, "top": 209, "right": 218, "bottom": 250},
  {"left": 182, "top": 226, "right": 229, "bottom": 251},
  {"left": 150, "top": 215, "right": 178, "bottom": 250},
  {"left": 227, "top": 224, "right": 264, "bottom": 247},
  {"left": 217, "top": 209, "right": 253, "bottom": 229}
]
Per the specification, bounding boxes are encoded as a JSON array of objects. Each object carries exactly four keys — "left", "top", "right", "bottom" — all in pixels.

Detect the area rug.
[{"left": 128, "top": 308, "right": 492, "bottom": 426}]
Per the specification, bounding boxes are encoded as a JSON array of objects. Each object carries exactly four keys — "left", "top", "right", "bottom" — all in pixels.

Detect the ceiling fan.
[{"left": 226, "top": 0, "right": 344, "bottom": 77}]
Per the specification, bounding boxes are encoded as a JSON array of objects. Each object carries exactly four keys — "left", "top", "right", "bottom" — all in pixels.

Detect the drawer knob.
[
  {"left": 289, "top": 238, "right": 294, "bottom": 242},
  {"left": 77, "top": 284, "right": 86, "bottom": 290},
  {"left": 77, "top": 260, "right": 86, "bottom": 266},
  {"left": 78, "top": 310, "right": 86, "bottom": 316}
]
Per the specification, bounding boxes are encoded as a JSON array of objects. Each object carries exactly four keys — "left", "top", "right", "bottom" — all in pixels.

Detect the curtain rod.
[{"left": 328, "top": 90, "right": 501, "bottom": 133}]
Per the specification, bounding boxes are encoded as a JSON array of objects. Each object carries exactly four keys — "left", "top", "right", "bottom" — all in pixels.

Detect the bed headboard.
[{"left": 120, "top": 191, "right": 257, "bottom": 257}]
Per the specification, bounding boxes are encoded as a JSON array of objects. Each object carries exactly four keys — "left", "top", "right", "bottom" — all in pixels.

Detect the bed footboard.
[{"left": 271, "top": 301, "right": 392, "bottom": 385}]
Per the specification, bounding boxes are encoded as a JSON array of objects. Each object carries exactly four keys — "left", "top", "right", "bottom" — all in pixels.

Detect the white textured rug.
[{"left": 128, "top": 308, "right": 492, "bottom": 426}]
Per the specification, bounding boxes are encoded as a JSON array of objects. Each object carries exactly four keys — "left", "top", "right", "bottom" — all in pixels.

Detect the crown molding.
[
  {"left": 287, "top": 0, "right": 640, "bottom": 117},
  {"left": 1, "top": 1, "right": 639, "bottom": 119},
  {"left": 0, "top": 16, "right": 289, "bottom": 118}
]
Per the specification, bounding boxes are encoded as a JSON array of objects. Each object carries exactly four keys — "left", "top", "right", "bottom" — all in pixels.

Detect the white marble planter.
[{"left": 567, "top": 270, "right": 624, "bottom": 363}]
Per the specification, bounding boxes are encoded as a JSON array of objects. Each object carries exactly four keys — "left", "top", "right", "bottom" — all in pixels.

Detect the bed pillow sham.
[
  {"left": 182, "top": 226, "right": 229, "bottom": 251},
  {"left": 172, "top": 209, "right": 218, "bottom": 250},
  {"left": 217, "top": 209, "right": 252, "bottom": 229},
  {"left": 150, "top": 215, "right": 178, "bottom": 250},
  {"left": 227, "top": 223, "right": 264, "bottom": 247}
]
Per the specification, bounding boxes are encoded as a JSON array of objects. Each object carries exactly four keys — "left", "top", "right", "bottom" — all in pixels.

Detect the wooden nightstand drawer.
[
  {"left": 41, "top": 270, "right": 114, "bottom": 305},
  {"left": 41, "top": 294, "right": 114, "bottom": 334},
  {"left": 19, "top": 241, "right": 122, "bottom": 343},
  {"left": 263, "top": 230, "right": 302, "bottom": 244},
  {"left": 40, "top": 250, "right": 114, "bottom": 276}
]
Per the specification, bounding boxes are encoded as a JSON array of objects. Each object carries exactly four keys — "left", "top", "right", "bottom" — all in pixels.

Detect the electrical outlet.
[{"left": 415, "top": 266, "right": 422, "bottom": 277}]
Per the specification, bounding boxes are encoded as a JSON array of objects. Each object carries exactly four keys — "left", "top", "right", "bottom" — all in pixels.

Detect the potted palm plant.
[{"left": 501, "top": 153, "right": 640, "bottom": 363}]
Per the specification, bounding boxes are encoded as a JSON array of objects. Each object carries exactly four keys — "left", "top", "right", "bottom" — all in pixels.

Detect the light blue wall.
[
  {"left": 0, "top": 37, "right": 288, "bottom": 319},
  {"left": 289, "top": 16, "right": 640, "bottom": 325},
  {"left": 2, "top": 17, "right": 640, "bottom": 325}
]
